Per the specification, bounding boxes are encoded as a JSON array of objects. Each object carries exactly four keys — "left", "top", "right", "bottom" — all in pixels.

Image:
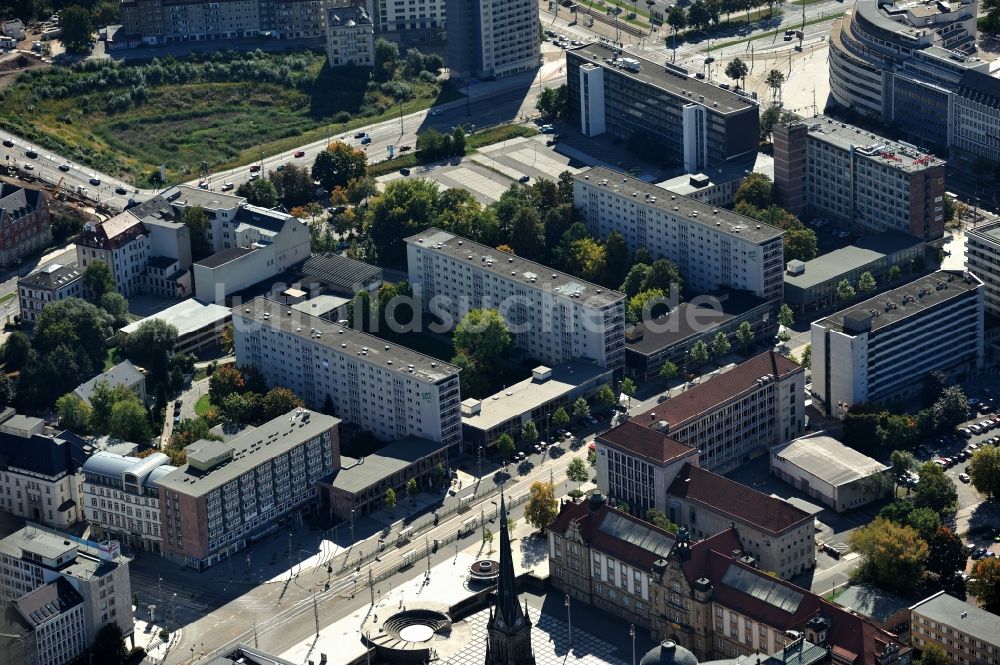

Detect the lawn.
[
  {"left": 369, "top": 124, "right": 539, "bottom": 177},
  {"left": 0, "top": 50, "right": 458, "bottom": 185},
  {"left": 194, "top": 394, "right": 213, "bottom": 417}
]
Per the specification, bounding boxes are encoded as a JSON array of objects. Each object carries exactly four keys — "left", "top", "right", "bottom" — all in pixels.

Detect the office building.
[
  {"left": 566, "top": 44, "right": 760, "bottom": 172},
  {"left": 17, "top": 260, "right": 84, "bottom": 325},
  {"left": 770, "top": 434, "right": 891, "bottom": 512},
  {"left": 909, "top": 591, "right": 1000, "bottom": 664},
  {"left": 773, "top": 117, "right": 946, "bottom": 240},
  {"left": 965, "top": 221, "right": 1000, "bottom": 317},
  {"left": 445, "top": 0, "right": 539, "bottom": 80},
  {"left": 811, "top": 270, "right": 984, "bottom": 415},
  {"left": 233, "top": 297, "right": 463, "bottom": 449},
  {"left": 325, "top": 5, "right": 374, "bottom": 67},
  {"left": 156, "top": 409, "right": 340, "bottom": 569},
  {"left": 406, "top": 228, "right": 627, "bottom": 374},
  {"left": 630, "top": 351, "right": 806, "bottom": 474},
  {"left": 574, "top": 167, "right": 785, "bottom": 302},
  {"left": 954, "top": 72, "right": 1000, "bottom": 166},
  {"left": 13, "top": 578, "right": 86, "bottom": 665},
  {"left": 625, "top": 290, "right": 775, "bottom": 381},
  {"left": 461, "top": 362, "right": 613, "bottom": 450},
  {"left": 73, "top": 360, "right": 146, "bottom": 406},
  {"left": 120, "top": 299, "right": 232, "bottom": 356},
  {"left": 549, "top": 499, "right": 907, "bottom": 664},
  {"left": 0, "top": 185, "right": 52, "bottom": 269},
  {"left": 81, "top": 451, "right": 176, "bottom": 554},
  {"left": 783, "top": 231, "right": 926, "bottom": 314},
  {"left": 0, "top": 525, "right": 133, "bottom": 646}
]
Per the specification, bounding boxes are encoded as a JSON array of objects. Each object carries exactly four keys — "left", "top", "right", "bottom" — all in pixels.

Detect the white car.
[{"left": 429, "top": 109, "right": 442, "bottom": 116}]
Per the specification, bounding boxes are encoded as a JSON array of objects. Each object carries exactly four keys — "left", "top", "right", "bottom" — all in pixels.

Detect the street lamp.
[
  {"left": 565, "top": 594, "right": 573, "bottom": 652},
  {"left": 478, "top": 446, "right": 483, "bottom": 480},
  {"left": 630, "top": 624, "right": 636, "bottom": 665},
  {"left": 350, "top": 508, "right": 356, "bottom": 545}
]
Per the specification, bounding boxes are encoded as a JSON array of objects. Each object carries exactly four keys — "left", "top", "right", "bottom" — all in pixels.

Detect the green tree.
[
  {"left": 123, "top": 319, "right": 178, "bottom": 380},
  {"left": 368, "top": 178, "right": 442, "bottom": 266},
  {"left": 312, "top": 142, "right": 368, "bottom": 191},
  {"left": 179, "top": 206, "right": 213, "bottom": 262},
  {"left": 687, "top": 0, "right": 711, "bottom": 29},
  {"left": 659, "top": 360, "right": 679, "bottom": 381},
  {"left": 453, "top": 308, "right": 512, "bottom": 366},
  {"left": 83, "top": 261, "right": 116, "bottom": 302},
  {"left": 385, "top": 487, "right": 397, "bottom": 510},
  {"left": 220, "top": 391, "right": 260, "bottom": 425},
  {"left": 236, "top": 178, "right": 278, "bottom": 208},
  {"left": 641, "top": 258, "right": 684, "bottom": 294},
  {"left": 890, "top": 450, "right": 917, "bottom": 490},
  {"left": 926, "top": 526, "right": 967, "bottom": 578},
  {"left": 765, "top": 69, "right": 785, "bottom": 102},
  {"left": 645, "top": 509, "right": 680, "bottom": 534},
  {"left": 572, "top": 397, "right": 590, "bottom": 421},
  {"left": 620, "top": 377, "right": 637, "bottom": 398},
  {"left": 552, "top": 407, "right": 571, "bottom": 430},
  {"left": 0, "top": 373, "right": 14, "bottom": 409},
  {"left": 99, "top": 292, "right": 130, "bottom": 328},
  {"left": 567, "top": 457, "right": 589, "bottom": 489},
  {"left": 108, "top": 399, "right": 153, "bottom": 444},
  {"left": 260, "top": 387, "right": 304, "bottom": 422},
  {"left": 269, "top": 164, "right": 315, "bottom": 208},
  {"left": 3, "top": 331, "right": 30, "bottom": 371},
  {"left": 56, "top": 393, "right": 91, "bottom": 432},
  {"left": 88, "top": 381, "right": 138, "bottom": 434},
  {"left": 835, "top": 279, "right": 856, "bottom": 302},
  {"left": 968, "top": 445, "right": 1000, "bottom": 499},
  {"left": 374, "top": 37, "right": 399, "bottom": 80},
  {"left": 710, "top": 331, "right": 731, "bottom": 359},
  {"left": 734, "top": 321, "right": 754, "bottom": 352},
  {"left": 969, "top": 557, "right": 1000, "bottom": 613},
  {"left": 567, "top": 237, "right": 608, "bottom": 284},
  {"left": 784, "top": 228, "right": 818, "bottom": 262},
  {"left": 596, "top": 385, "right": 616, "bottom": 411},
  {"left": 451, "top": 125, "right": 467, "bottom": 155},
  {"left": 433, "top": 462, "right": 447, "bottom": 486},
  {"left": 619, "top": 263, "right": 652, "bottom": 298},
  {"left": 521, "top": 420, "right": 539, "bottom": 445},
  {"left": 497, "top": 433, "right": 516, "bottom": 457},
  {"left": 627, "top": 288, "right": 666, "bottom": 325},
  {"left": 60, "top": 5, "right": 94, "bottom": 53},
  {"left": 801, "top": 344, "right": 811, "bottom": 369},
  {"left": 934, "top": 386, "right": 970, "bottom": 430},
  {"left": 778, "top": 303, "right": 795, "bottom": 328},
  {"left": 666, "top": 5, "right": 687, "bottom": 55},
  {"left": 725, "top": 57, "right": 749, "bottom": 89},
  {"left": 689, "top": 340, "right": 710, "bottom": 367},
  {"left": 90, "top": 623, "right": 128, "bottom": 665},
  {"left": 535, "top": 85, "right": 569, "bottom": 119},
  {"left": 916, "top": 645, "right": 951, "bottom": 665},
  {"left": 524, "top": 480, "right": 558, "bottom": 534},
  {"left": 849, "top": 517, "right": 927, "bottom": 593},
  {"left": 482, "top": 526, "right": 494, "bottom": 553},
  {"left": 889, "top": 265, "right": 902, "bottom": 281},
  {"left": 735, "top": 173, "right": 774, "bottom": 209},
  {"left": 914, "top": 462, "right": 958, "bottom": 513},
  {"left": 858, "top": 271, "right": 877, "bottom": 294},
  {"left": 407, "top": 477, "right": 419, "bottom": 501},
  {"left": 209, "top": 365, "right": 244, "bottom": 405}
]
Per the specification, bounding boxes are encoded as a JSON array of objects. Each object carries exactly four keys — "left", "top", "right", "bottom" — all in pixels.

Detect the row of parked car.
[{"left": 958, "top": 414, "right": 1000, "bottom": 438}]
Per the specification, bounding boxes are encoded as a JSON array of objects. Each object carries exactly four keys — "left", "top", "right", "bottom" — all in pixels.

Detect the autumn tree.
[
  {"left": 969, "top": 445, "right": 1000, "bottom": 499},
  {"left": 849, "top": 517, "right": 928, "bottom": 592},
  {"left": 312, "top": 142, "right": 368, "bottom": 191},
  {"left": 524, "top": 480, "right": 558, "bottom": 534},
  {"left": 926, "top": 527, "right": 966, "bottom": 579},
  {"left": 969, "top": 557, "right": 1000, "bottom": 613}
]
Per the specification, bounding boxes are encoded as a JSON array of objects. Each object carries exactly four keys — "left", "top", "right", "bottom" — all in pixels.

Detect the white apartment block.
[
  {"left": 0, "top": 526, "right": 133, "bottom": 645},
  {"left": 573, "top": 167, "right": 785, "bottom": 302},
  {"left": 233, "top": 298, "right": 463, "bottom": 450},
  {"left": 326, "top": 5, "right": 374, "bottom": 67},
  {"left": 82, "top": 452, "right": 175, "bottom": 555},
  {"left": 445, "top": 0, "right": 539, "bottom": 79},
  {"left": 14, "top": 578, "right": 87, "bottom": 665},
  {"left": 954, "top": 74, "right": 1000, "bottom": 165},
  {"left": 17, "top": 261, "right": 84, "bottom": 325},
  {"left": 361, "top": 0, "right": 445, "bottom": 35},
  {"left": 405, "top": 228, "right": 627, "bottom": 374},
  {"left": 966, "top": 221, "right": 1000, "bottom": 317},
  {"left": 812, "top": 270, "right": 984, "bottom": 416}
]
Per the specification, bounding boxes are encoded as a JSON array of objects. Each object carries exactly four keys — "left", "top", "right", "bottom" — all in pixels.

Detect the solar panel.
[
  {"left": 598, "top": 511, "right": 674, "bottom": 558},
  {"left": 721, "top": 564, "right": 804, "bottom": 614}
]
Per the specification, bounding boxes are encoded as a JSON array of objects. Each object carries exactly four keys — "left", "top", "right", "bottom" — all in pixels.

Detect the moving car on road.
[
  {"left": 58, "top": 163, "right": 70, "bottom": 171},
  {"left": 294, "top": 150, "right": 305, "bottom": 158}
]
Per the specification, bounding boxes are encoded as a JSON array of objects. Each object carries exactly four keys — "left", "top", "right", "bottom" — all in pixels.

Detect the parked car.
[
  {"left": 1, "top": 139, "right": 13, "bottom": 148},
  {"left": 399, "top": 167, "right": 411, "bottom": 176},
  {"left": 115, "top": 185, "right": 127, "bottom": 195},
  {"left": 249, "top": 164, "right": 261, "bottom": 173},
  {"left": 960, "top": 473, "right": 971, "bottom": 483},
  {"left": 22, "top": 164, "right": 33, "bottom": 171},
  {"left": 399, "top": 145, "right": 412, "bottom": 152}
]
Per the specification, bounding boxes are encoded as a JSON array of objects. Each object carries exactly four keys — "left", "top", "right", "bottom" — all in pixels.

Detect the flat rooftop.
[
  {"left": 162, "top": 184, "right": 244, "bottom": 211},
  {"left": 815, "top": 270, "right": 982, "bottom": 335},
  {"left": 577, "top": 166, "right": 784, "bottom": 245},
  {"left": 406, "top": 228, "right": 625, "bottom": 309},
  {"left": 784, "top": 232, "right": 925, "bottom": 291},
  {"left": 156, "top": 409, "right": 340, "bottom": 497},
  {"left": 772, "top": 434, "right": 889, "bottom": 487},
  {"left": 121, "top": 298, "right": 232, "bottom": 338},
  {"left": 290, "top": 295, "right": 351, "bottom": 318},
  {"left": 235, "top": 297, "right": 460, "bottom": 384},
  {"left": 910, "top": 592, "right": 1000, "bottom": 646},
  {"left": 324, "top": 436, "right": 446, "bottom": 494},
  {"left": 802, "top": 115, "right": 946, "bottom": 172},
  {"left": 195, "top": 246, "right": 258, "bottom": 269},
  {"left": 300, "top": 252, "right": 382, "bottom": 291},
  {"left": 569, "top": 42, "right": 758, "bottom": 115},
  {"left": 461, "top": 361, "right": 612, "bottom": 432},
  {"left": 968, "top": 220, "right": 1000, "bottom": 244}
]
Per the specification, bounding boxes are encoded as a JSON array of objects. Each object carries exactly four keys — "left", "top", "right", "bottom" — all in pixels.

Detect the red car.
[
  {"left": 249, "top": 164, "right": 261, "bottom": 173},
  {"left": 294, "top": 150, "right": 305, "bottom": 158}
]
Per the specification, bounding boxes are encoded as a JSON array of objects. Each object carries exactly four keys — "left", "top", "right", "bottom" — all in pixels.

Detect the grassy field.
[
  {"left": 0, "top": 50, "right": 457, "bottom": 185},
  {"left": 369, "top": 124, "right": 539, "bottom": 177},
  {"left": 194, "top": 394, "right": 213, "bottom": 417}
]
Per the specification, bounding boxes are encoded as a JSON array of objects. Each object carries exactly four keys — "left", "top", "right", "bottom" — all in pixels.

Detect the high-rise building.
[
  {"left": 573, "top": 167, "right": 785, "bottom": 303},
  {"left": 405, "top": 228, "right": 626, "bottom": 375},
  {"left": 445, "top": 0, "right": 539, "bottom": 80},
  {"left": 484, "top": 494, "right": 535, "bottom": 665},
  {"left": 233, "top": 297, "right": 463, "bottom": 449},
  {"left": 811, "top": 270, "right": 984, "bottom": 415},
  {"left": 773, "top": 117, "right": 946, "bottom": 241}
]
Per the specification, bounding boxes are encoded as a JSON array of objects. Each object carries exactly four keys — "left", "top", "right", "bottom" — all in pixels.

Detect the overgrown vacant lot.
[{"left": 0, "top": 49, "right": 454, "bottom": 184}]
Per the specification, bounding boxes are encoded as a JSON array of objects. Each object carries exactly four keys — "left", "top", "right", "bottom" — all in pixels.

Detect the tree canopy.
[
  {"left": 849, "top": 517, "right": 928, "bottom": 593},
  {"left": 524, "top": 480, "right": 558, "bottom": 534},
  {"left": 123, "top": 319, "right": 178, "bottom": 380},
  {"left": 312, "top": 141, "right": 368, "bottom": 191}
]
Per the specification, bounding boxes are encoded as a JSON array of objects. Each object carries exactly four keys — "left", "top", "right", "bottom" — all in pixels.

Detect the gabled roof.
[
  {"left": 0, "top": 184, "right": 45, "bottom": 220},
  {"left": 632, "top": 351, "right": 801, "bottom": 429},
  {"left": 300, "top": 252, "right": 382, "bottom": 292},
  {"left": 14, "top": 578, "right": 82, "bottom": 628},
  {"left": 0, "top": 430, "right": 87, "bottom": 479},
  {"left": 73, "top": 360, "right": 144, "bottom": 404},
  {"left": 667, "top": 464, "right": 811, "bottom": 535},
  {"left": 597, "top": 421, "right": 695, "bottom": 465},
  {"left": 233, "top": 205, "right": 295, "bottom": 234}
]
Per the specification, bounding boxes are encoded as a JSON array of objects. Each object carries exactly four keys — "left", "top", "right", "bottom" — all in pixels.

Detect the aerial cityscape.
[{"left": 0, "top": 0, "right": 999, "bottom": 663}]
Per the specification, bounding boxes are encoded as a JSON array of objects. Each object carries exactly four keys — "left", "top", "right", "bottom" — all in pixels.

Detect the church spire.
[{"left": 485, "top": 489, "right": 535, "bottom": 665}]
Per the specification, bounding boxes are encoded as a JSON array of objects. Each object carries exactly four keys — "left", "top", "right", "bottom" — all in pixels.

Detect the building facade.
[
  {"left": 444, "top": 0, "right": 539, "bottom": 80},
  {"left": 773, "top": 117, "right": 946, "bottom": 241},
  {"left": 630, "top": 351, "right": 806, "bottom": 474},
  {"left": 909, "top": 591, "right": 1000, "bottom": 665},
  {"left": 17, "top": 261, "right": 84, "bottom": 325},
  {"left": 81, "top": 451, "right": 175, "bottom": 554},
  {"left": 325, "top": 5, "right": 374, "bottom": 66},
  {"left": 574, "top": 167, "right": 784, "bottom": 303},
  {"left": 566, "top": 44, "right": 760, "bottom": 172},
  {"left": 233, "top": 297, "right": 463, "bottom": 450},
  {"left": 965, "top": 221, "right": 1000, "bottom": 317},
  {"left": 406, "top": 228, "right": 627, "bottom": 375},
  {"left": 811, "top": 270, "right": 984, "bottom": 415},
  {"left": 0, "top": 185, "right": 53, "bottom": 269},
  {"left": 360, "top": 0, "right": 444, "bottom": 40},
  {"left": 13, "top": 578, "right": 86, "bottom": 665},
  {"left": 156, "top": 409, "right": 340, "bottom": 569}
]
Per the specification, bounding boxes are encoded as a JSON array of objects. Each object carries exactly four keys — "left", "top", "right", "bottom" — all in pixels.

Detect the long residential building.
[
  {"left": 405, "top": 228, "right": 627, "bottom": 375},
  {"left": 156, "top": 409, "right": 340, "bottom": 569},
  {"left": 566, "top": 44, "right": 760, "bottom": 173},
  {"left": 0, "top": 185, "right": 52, "bottom": 269},
  {"left": 811, "top": 270, "right": 984, "bottom": 415},
  {"left": 445, "top": 0, "right": 539, "bottom": 80},
  {"left": 233, "top": 297, "right": 463, "bottom": 450},
  {"left": 548, "top": 496, "right": 909, "bottom": 664},
  {"left": 909, "top": 591, "right": 1000, "bottom": 665},
  {"left": 965, "top": 221, "right": 1000, "bottom": 317},
  {"left": 573, "top": 167, "right": 785, "bottom": 303},
  {"left": 629, "top": 351, "right": 806, "bottom": 474},
  {"left": 773, "top": 117, "right": 946, "bottom": 241}
]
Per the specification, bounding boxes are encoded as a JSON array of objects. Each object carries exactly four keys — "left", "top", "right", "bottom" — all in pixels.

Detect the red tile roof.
[
  {"left": 597, "top": 421, "right": 697, "bottom": 465},
  {"left": 548, "top": 498, "right": 676, "bottom": 571},
  {"left": 667, "top": 464, "right": 811, "bottom": 535},
  {"left": 77, "top": 210, "right": 146, "bottom": 251},
  {"left": 632, "top": 351, "right": 802, "bottom": 429}
]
